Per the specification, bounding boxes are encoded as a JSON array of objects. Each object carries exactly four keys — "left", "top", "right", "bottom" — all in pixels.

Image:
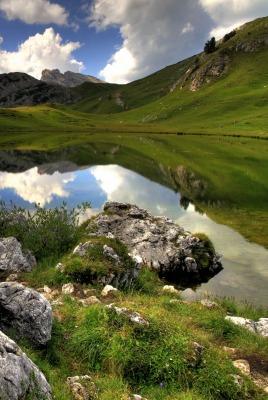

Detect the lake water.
[{"left": 0, "top": 162, "right": 267, "bottom": 306}]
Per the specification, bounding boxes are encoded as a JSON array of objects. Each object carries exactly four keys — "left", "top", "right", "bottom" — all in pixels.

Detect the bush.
[{"left": 0, "top": 200, "right": 90, "bottom": 259}]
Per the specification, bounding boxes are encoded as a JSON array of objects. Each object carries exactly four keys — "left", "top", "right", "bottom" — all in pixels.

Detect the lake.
[{"left": 0, "top": 158, "right": 267, "bottom": 306}]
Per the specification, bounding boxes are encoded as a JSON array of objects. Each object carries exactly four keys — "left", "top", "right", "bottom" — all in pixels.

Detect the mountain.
[
  {"left": 41, "top": 69, "right": 103, "bottom": 87},
  {"left": 0, "top": 72, "right": 81, "bottom": 107},
  {"left": 70, "top": 16, "right": 268, "bottom": 115},
  {"left": 0, "top": 16, "right": 268, "bottom": 127}
]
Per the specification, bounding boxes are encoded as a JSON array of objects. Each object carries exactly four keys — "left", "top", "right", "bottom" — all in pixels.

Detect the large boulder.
[
  {"left": 0, "top": 237, "right": 36, "bottom": 273},
  {"left": 0, "top": 330, "right": 52, "bottom": 400},
  {"left": 0, "top": 282, "right": 52, "bottom": 345},
  {"left": 87, "top": 202, "right": 222, "bottom": 285}
]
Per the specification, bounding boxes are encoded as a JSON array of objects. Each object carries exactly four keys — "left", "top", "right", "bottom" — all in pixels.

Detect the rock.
[
  {"left": 80, "top": 296, "right": 101, "bottom": 306},
  {"left": 0, "top": 331, "right": 52, "bottom": 400},
  {"left": 103, "top": 244, "right": 122, "bottom": 266},
  {"left": 223, "top": 346, "right": 239, "bottom": 355},
  {"left": 230, "top": 374, "right": 244, "bottom": 389},
  {"left": 6, "top": 273, "right": 19, "bottom": 282},
  {"left": 0, "top": 282, "right": 52, "bottom": 345},
  {"left": 88, "top": 202, "right": 222, "bottom": 285},
  {"left": 0, "top": 237, "right": 36, "bottom": 273},
  {"left": 162, "top": 285, "right": 179, "bottom": 294},
  {"left": 105, "top": 304, "right": 150, "bottom": 327},
  {"left": 62, "top": 283, "right": 75, "bottom": 294},
  {"left": 179, "top": 288, "right": 197, "bottom": 302},
  {"left": 66, "top": 375, "right": 98, "bottom": 400},
  {"left": 191, "top": 341, "right": 205, "bottom": 358},
  {"left": 225, "top": 316, "right": 268, "bottom": 337},
  {"left": 130, "top": 395, "right": 148, "bottom": 400},
  {"left": 101, "top": 285, "right": 118, "bottom": 297},
  {"left": 225, "top": 316, "right": 257, "bottom": 334},
  {"left": 233, "top": 359, "right": 251, "bottom": 376},
  {"left": 255, "top": 318, "right": 268, "bottom": 337},
  {"left": 55, "top": 262, "right": 65, "bottom": 273},
  {"left": 44, "top": 285, "right": 52, "bottom": 294},
  {"left": 73, "top": 241, "right": 94, "bottom": 257},
  {"left": 200, "top": 299, "right": 219, "bottom": 308}
]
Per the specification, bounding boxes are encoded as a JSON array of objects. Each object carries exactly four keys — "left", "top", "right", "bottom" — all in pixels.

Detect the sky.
[{"left": 0, "top": 0, "right": 267, "bottom": 83}]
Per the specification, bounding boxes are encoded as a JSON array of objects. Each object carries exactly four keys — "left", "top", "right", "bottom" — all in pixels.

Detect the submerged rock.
[
  {"left": 87, "top": 202, "right": 222, "bottom": 286},
  {"left": 0, "top": 282, "right": 52, "bottom": 345},
  {"left": 0, "top": 331, "right": 52, "bottom": 400}
]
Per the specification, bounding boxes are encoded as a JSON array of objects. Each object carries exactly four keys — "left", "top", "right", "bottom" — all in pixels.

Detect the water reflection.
[{"left": 0, "top": 163, "right": 267, "bottom": 306}]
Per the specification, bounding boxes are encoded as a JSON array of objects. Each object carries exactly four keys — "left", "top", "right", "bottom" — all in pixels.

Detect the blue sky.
[{"left": 0, "top": 0, "right": 267, "bottom": 83}]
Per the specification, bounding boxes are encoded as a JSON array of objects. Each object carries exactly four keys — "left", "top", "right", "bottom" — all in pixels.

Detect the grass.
[
  {"left": 1, "top": 204, "right": 267, "bottom": 400},
  {"left": 8, "top": 209, "right": 268, "bottom": 400}
]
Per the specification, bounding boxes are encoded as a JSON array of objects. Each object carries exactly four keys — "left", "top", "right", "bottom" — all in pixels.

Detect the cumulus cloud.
[
  {"left": 198, "top": 0, "right": 268, "bottom": 38},
  {"left": 0, "top": 28, "right": 84, "bottom": 78},
  {"left": 0, "top": 168, "right": 75, "bottom": 207},
  {"left": 88, "top": 0, "right": 212, "bottom": 83},
  {"left": 0, "top": 0, "right": 68, "bottom": 25},
  {"left": 87, "top": 0, "right": 267, "bottom": 83}
]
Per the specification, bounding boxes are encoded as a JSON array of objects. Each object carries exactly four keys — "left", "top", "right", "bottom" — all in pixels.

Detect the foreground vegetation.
[{"left": 1, "top": 204, "right": 267, "bottom": 400}]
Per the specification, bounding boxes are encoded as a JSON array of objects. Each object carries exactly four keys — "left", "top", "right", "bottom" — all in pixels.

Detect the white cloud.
[
  {"left": 0, "top": 167, "right": 75, "bottom": 206},
  {"left": 0, "top": 36, "right": 3, "bottom": 45},
  {"left": 88, "top": 0, "right": 212, "bottom": 83},
  {"left": 0, "top": 28, "right": 84, "bottom": 79},
  {"left": 0, "top": 0, "right": 68, "bottom": 25},
  {"left": 198, "top": 0, "right": 268, "bottom": 38},
  {"left": 87, "top": 0, "right": 267, "bottom": 83}
]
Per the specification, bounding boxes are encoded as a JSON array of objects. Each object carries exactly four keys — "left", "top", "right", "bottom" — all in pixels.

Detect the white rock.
[
  {"left": 162, "top": 285, "right": 179, "bottom": 294},
  {"left": 225, "top": 316, "right": 256, "bottom": 334},
  {"left": 255, "top": 318, "right": 268, "bottom": 337},
  {"left": 233, "top": 359, "right": 251, "bottom": 376},
  {"left": 62, "top": 283, "right": 75, "bottom": 294},
  {"left": 101, "top": 285, "right": 118, "bottom": 297}
]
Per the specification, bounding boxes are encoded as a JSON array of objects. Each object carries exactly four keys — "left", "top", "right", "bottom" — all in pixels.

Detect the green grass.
[{"left": 5, "top": 211, "right": 267, "bottom": 400}]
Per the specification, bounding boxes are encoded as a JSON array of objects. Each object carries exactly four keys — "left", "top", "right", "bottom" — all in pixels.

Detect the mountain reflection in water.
[{"left": 0, "top": 160, "right": 267, "bottom": 306}]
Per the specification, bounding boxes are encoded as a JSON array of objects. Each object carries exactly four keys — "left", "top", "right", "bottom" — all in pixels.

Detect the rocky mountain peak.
[{"left": 40, "top": 69, "right": 103, "bottom": 87}]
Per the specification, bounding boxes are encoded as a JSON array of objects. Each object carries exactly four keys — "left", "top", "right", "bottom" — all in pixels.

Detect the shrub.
[{"left": 0, "top": 200, "right": 90, "bottom": 259}]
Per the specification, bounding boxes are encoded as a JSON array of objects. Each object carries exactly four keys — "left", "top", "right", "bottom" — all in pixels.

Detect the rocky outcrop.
[
  {"left": 0, "top": 331, "right": 52, "bottom": 400},
  {"left": 87, "top": 202, "right": 222, "bottom": 285},
  {"left": 225, "top": 316, "right": 268, "bottom": 337},
  {"left": 41, "top": 69, "right": 103, "bottom": 87},
  {"left": 0, "top": 237, "right": 36, "bottom": 273},
  {"left": 0, "top": 282, "right": 52, "bottom": 345},
  {"left": 0, "top": 72, "right": 81, "bottom": 107}
]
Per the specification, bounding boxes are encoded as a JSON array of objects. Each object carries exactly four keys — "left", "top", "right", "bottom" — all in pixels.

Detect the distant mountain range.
[
  {"left": 0, "top": 69, "right": 103, "bottom": 108},
  {"left": 40, "top": 69, "right": 103, "bottom": 87}
]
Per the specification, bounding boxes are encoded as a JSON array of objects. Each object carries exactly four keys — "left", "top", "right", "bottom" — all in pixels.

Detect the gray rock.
[
  {"left": 105, "top": 303, "right": 150, "bottom": 327},
  {"left": 256, "top": 318, "right": 268, "bottom": 337},
  {"left": 225, "top": 316, "right": 257, "bottom": 334},
  {"left": 0, "top": 282, "right": 52, "bottom": 345},
  {"left": 0, "top": 330, "right": 52, "bottom": 400},
  {"left": 103, "top": 244, "right": 122, "bottom": 266},
  {"left": 73, "top": 241, "right": 94, "bottom": 257},
  {"left": 87, "top": 202, "right": 222, "bottom": 285},
  {"left": 225, "top": 316, "right": 268, "bottom": 337},
  {"left": 0, "top": 237, "right": 36, "bottom": 273}
]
